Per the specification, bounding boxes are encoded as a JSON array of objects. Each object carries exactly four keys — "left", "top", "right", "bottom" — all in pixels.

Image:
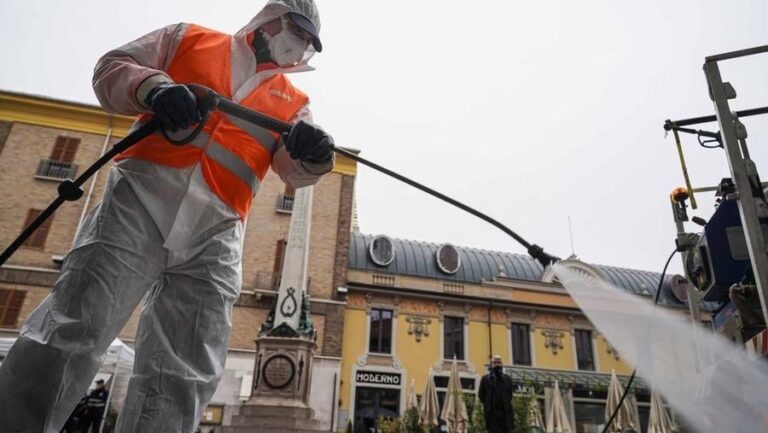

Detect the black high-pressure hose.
[
  {"left": 0, "top": 86, "right": 558, "bottom": 269},
  {"left": 213, "top": 94, "right": 559, "bottom": 267}
]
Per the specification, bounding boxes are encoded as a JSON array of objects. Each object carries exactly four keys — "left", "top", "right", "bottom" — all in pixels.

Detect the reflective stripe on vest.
[{"left": 116, "top": 24, "right": 308, "bottom": 218}]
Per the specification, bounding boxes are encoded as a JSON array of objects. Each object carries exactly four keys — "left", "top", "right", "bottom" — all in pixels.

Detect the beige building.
[{"left": 0, "top": 89, "right": 355, "bottom": 430}]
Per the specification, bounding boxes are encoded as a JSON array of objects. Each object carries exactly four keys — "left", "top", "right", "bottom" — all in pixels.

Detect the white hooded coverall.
[{"left": 0, "top": 1, "right": 329, "bottom": 432}]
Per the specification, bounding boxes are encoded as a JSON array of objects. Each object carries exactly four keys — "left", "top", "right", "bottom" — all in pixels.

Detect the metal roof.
[
  {"left": 349, "top": 232, "right": 701, "bottom": 309},
  {"left": 349, "top": 233, "right": 543, "bottom": 284}
]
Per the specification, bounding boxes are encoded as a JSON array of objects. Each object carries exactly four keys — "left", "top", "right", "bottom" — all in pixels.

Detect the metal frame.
[{"left": 702, "top": 45, "right": 768, "bottom": 328}]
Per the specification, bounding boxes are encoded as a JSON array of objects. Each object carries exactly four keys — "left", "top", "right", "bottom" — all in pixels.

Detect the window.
[
  {"left": 436, "top": 244, "right": 461, "bottom": 274},
  {"left": 37, "top": 136, "right": 80, "bottom": 179},
  {"left": 575, "top": 329, "right": 595, "bottom": 371},
  {"left": 369, "top": 235, "right": 395, "bottom": 266},
  {"left": 276, "top": 185, "right": 295, "bottom": 213},
  {"left": 443, "top": 316, "right": 464, "bottom": 360},
  {"left": 22, "top": 209, "right": 54, "bottom": 249},
  {"left": 368, "top": 309, "right": 393, "bottom": 354},
  {"left": 574, "top": 402, "right": 604, "bottom": 433},
  {"left": 51, "top": 136, "right": 80, "bottom": 162},
  {"left": 0, "top": 289, "right": 26, "bottom": 327},
  {"left": 511, "top": 323, "right": 532, "bottom": 366}
]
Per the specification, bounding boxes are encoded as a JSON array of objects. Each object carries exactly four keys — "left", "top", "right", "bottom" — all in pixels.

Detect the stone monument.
[{"left": 226, "top": 186, "right": 327, "bottom": 433}]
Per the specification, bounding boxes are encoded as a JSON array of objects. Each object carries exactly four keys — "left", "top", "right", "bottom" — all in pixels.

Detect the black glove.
[
  {"left": 282, "top": 120, "right": 334, "bottom": 163},
  {"left": 146, "top": 83, "right": 201, "bottom": 131}
]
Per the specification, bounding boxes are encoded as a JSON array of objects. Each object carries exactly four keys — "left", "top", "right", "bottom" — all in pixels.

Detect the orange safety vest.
[{"left": 117, "top": 24, "right": 309, "bottom": 218}]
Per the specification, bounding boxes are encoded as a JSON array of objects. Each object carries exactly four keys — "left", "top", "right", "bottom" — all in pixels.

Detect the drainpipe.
[
  {"left": 72, "top": 116, "right": 113, "bottom": 247},
  {"left": 487, "top": 300, "right": 493, "bottom": 363}
]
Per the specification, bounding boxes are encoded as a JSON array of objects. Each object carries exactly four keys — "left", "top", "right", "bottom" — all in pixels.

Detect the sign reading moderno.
[{"left": 356, "top": 371, "right": 401, "bottom": 386}]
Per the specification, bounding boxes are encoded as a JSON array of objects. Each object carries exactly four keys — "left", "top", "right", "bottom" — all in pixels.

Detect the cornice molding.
[{"left": 0, "top": 91, "right": 136, "bottom": 137}]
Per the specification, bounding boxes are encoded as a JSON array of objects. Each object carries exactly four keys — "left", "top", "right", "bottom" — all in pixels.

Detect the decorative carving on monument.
[
  {"left": 297, "top": 291, "right": 315, "bottom": 339},
  {"left": 542, "top": 329, "right": 565, "bottom": 355},
  {"left": 406, "top": 316, "right": 431, "bottom": 342},
  {"left": 262, "top": 354, "right": 296, "bottom": 390},
  {"left": 298, "top": 357, "right": 305, "bottom": 390},
  {"left": 364, "top": 292, "right": 373, "bottom": 304},
  {"left": 266, "top": 323, "right": 300, "bottom": 338},
  {"left": 393, "top": 295, "right": 401, "bottom": 306},
  {"left": 463, "top": 303, "right": 472, "bottom": 314},
  {"left": 280, "top": 287, "right": 298, "bottom": 318}
]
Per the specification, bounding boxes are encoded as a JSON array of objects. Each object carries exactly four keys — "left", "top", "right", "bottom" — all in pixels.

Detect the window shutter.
[
  {"left": 50, "top": 136, "right": 80, "bottom": 162},
  {"left": 0, "top": 289, "right": 26, "bottom": 327},
  {"left": 284, "top": 184, "right": 295, "bottom": 197},
  {"left": 22, "top": 209, "right": 54, "bottom": 248}
]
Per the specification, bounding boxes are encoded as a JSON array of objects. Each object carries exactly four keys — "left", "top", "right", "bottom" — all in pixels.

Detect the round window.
[
  {"left": 369, "top": 235, "right": 395, "bottom": 266},
  {"left": 436, "top": 244, "right": 461, "bottom": 274}
]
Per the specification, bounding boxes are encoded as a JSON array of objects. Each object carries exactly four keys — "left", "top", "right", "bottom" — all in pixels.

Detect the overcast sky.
[{"left": 1, "top": 1, "right": 767, "bottom": 275}]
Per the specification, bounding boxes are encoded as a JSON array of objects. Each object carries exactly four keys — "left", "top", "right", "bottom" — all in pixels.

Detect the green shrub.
[
  {"left": 512, "top": 393, "right": 536, "bottom": 433},
  {"left": 378, "top": 416, "right": 401, "bottom": 433},
  {"left": 467, "top": 395, "right": 487, "bottom": 433},
  {"left": 402, "top": 406, "right": 423, "bottom": 433}
]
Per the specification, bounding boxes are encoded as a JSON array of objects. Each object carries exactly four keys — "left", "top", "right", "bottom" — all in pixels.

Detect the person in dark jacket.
[
  {"left": 81, "top": 379, "right": 109, "bottom": 433},
  {"left": 478, "top": 355, "right": 515, "bottom": 433}
]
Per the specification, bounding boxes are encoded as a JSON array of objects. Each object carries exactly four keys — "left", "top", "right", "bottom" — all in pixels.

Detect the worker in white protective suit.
[{"left": 0, "top": 1, "right": 333, "bottom": 432}]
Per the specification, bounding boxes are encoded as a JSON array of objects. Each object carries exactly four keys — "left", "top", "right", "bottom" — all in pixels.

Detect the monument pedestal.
[{"left": 225, "top": 335, "right": 328, "bottom": 433}]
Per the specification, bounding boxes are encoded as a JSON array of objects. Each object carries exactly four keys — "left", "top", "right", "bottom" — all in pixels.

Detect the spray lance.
[{"left": 0, "top": 84, "right": 558, "bottom": 269}]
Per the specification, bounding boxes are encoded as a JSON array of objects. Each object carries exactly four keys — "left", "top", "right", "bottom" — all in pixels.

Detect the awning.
[{"left": 504, "top": 366, "right": 648, "bottom": 394}]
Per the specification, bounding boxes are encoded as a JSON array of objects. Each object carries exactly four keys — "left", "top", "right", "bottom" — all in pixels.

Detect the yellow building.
[{"left": 338, "top": 233, "right": 700, "bottom": 433}]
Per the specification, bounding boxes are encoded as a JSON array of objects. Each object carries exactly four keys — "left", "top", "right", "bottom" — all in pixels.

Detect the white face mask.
[{"left": 266, "top": 18, "right": 309, "bottom": 67}]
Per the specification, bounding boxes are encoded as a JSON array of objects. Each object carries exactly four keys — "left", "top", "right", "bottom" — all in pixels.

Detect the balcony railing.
[
  {"left": 276, "top": 194, "right": 294, "bottom": 213},
  {"left": 36, "top": 159, "right": 78, "bottom": 180}
]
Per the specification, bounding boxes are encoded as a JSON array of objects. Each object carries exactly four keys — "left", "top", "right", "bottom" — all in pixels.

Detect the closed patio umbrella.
[
  {"left": 407, "top": 378, "right": 419, "bottom": 410},
  {"left": 419, "top": 371, "right": 439, "bottom": 430},
  {"left": 527, "top": 394, "right": 545, "bottom": 433},
  {"left": 605, "top": 372, "right": 639, "bottom": 433},
  {"left": 440, "top": 357, "right": 468, "bottom": 433},
  {"left": 648, "top": 387, "right": 677, "bottom": 433},
  {"left": 546, "top": 381, "right": 573, "bottom": 433}
]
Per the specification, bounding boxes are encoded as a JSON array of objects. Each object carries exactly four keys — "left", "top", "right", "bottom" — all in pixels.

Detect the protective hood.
[{"left": 235, "top": 0, "right": 321, "bottom": 71}]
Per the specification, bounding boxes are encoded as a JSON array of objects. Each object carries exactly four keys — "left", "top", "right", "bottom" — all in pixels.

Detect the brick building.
[{"left": 0, "top": 89, "right": 356, "bottom": 430}]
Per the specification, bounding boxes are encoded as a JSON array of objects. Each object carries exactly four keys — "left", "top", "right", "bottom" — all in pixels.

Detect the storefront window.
[
  {"left": 354, "top": 387, "right": 400, "bottom": 433},
  {"left": 574, "top": 402, "right": 604, "bottom": 433}
]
